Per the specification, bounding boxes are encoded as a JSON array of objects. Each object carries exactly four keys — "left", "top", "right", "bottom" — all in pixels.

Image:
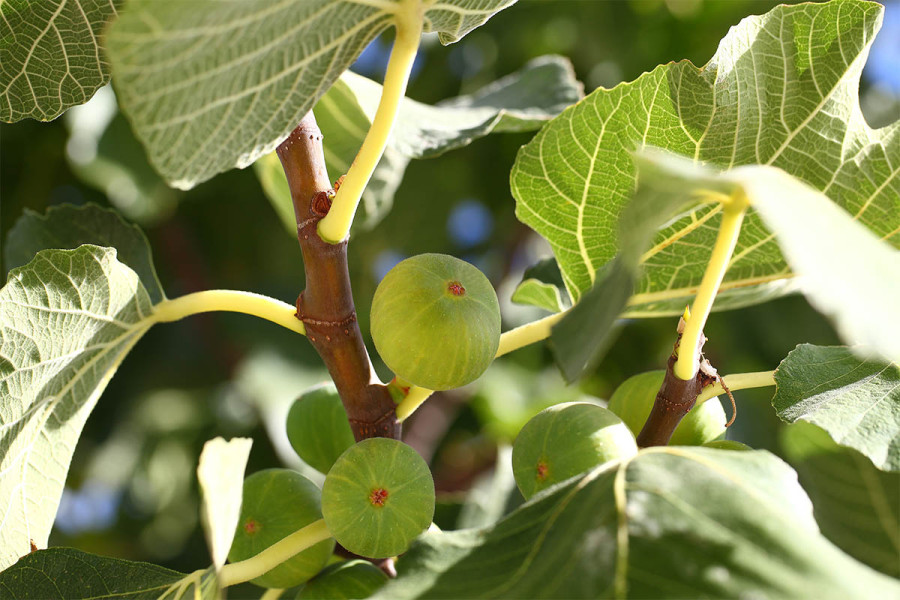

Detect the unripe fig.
[
  {"left": 512, "top": 402, "right": 638, "bottom": 500},
  {"left": 703, "top": 439, "right": 752, "bottom": 451},
  {"left": 607, "top": 370, "right": 726, "bottom": 446},
  {"left": 370, "top": 253, "right": 501, "bottom": 391},
  {"left": 297, "top": 559, "right": 388, "bottom": 599},
  {"left": 322, "top": 438, "right": 434, "bottom": 559},
  {"left": 228, "top": 469, "right": 335, "bottom": 589},
  {"left": 287, "top": 383, "right": 355, "bottom": 474}
]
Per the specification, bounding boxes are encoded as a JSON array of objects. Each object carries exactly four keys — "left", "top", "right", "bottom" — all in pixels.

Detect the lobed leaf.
[
  {"left": 774, "top": 344, "right": 900, "bottom": 472},
  {"left": 0, "top": 246, "right": 156, "bottom": 569},
  {"left": 0, "top": 0, "right": 121, "bottom": 122},
  {"left": 511, "top": 0, "right": 897, "bottom": 316},
  {"left": 106, "top": 0, "right": 517, "bottom": 189},
  {"left": 373, "top": 448, "right": 898, "bottom": 599}
]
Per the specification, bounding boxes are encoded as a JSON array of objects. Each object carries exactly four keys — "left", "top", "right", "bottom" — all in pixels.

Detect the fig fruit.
[
  {"left": 287, "top": 383, "right": 355, "bottom": 474},
  {"left": 322, "top": 438, "right": 434, "bottom": 559},
  {"left": 370, "top": 253, "right": 501, "bottom": 391},
  {"left": 228, "top": 469, "right": 334, "bottom": 589},
  {"left": 607, "top": 370, "right": 726, "bottom": 446},
  {"left": 297, "top": 559, "right": 388, "bottom": 599},
  {"left": 512, "top": 402, "right": 638, "bottom": 500}
]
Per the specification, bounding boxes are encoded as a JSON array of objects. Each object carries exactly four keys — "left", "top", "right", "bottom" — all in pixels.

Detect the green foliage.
[
  {"left": 511, "top": 402, "right": 637, "bottom": 499},
  {"left": 782, "top": 422, "right": 900, "bottom": 577},
  {"left": 511, "top": 0, "right": 895, "bottom": 317},
  {"left": 297, "top": 560, "right": 389, "bottom": 600},
  {"left": 256, "top": 56, "right": 582, "bottom": 234},
  {"left": 196, "top": 437, "right": 252, "bottom": 570},
  {"left": 608, "top": 370, "right": 726, "bottom": 445},
  {"left": 774, "top": 344, "right": 900, "bottom": 472},
  {"left": 0, "top": 0, "right": 122, "bottom": 122},
  {"left": 373, "top": 449, "right": 900, "bottom": 599},
  {"left": 371, "top": 254, "right": 500, "bottom": 390},
  {"left": 286, "top": 383, "right": 355, "bottom": 475},
  {"left": 0, "top": 246, "right": 156, "bottom": 569},
  {"left": 0, "top": 548, "right": 216, "bottom": 599},
  {"left": 322, "top": 439, "right": 434, "bottom": 559},
  {"left": 228, "top": 469, "right": 334, "bottom": 588},
  {"left": 105, "top": 0, "right": 517, "bottom": 188}
]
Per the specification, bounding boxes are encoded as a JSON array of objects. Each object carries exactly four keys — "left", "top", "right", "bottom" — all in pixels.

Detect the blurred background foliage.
[{"left": 1, "top": 0, "right": 898, "bottom": 590}]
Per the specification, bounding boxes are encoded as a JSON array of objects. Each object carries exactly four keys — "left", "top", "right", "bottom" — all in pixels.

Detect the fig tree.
[
  {"left": 322, "top": 438, "right": 435, "bottom": 559},
  {"left": 228, "top": 469, "right": 334, "bottom": 589},
  {"left": 370, "top": 253, "right": 501, "bottom": 391},
  {"left": 607, "top": 370, "right": 726, "bottom": 445},
  {"left": 297, "top": 559, "right": 389, "bottom": 599},
  {"left": 512, "top": 402, "right": 638, "bottom": 500},
  {"left": 287, "top": 383, "right": 355, "bottom": 474}
]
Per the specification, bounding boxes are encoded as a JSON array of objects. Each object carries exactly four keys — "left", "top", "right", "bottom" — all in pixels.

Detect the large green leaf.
[
  {"left": 107, "top": 0, "right": 516, "bottom": 189},
  {"left": 0, "top": 246, "right": 156, "bottom": 570},
  {"left": 0, "top": 548, "right": 217, "bottom": 599},
  {"left": 782, "top": 422, "right": 900, "bottom": 577},
  {"left": 5, "top": 203, "right": 166, "bottom": 303},
  {"left": 373, "top": 448, "right": 898, "bottom": 599},
  {"left": 511, "top": 0, "right": 897, "bottom": 316},
  {"left": 774, "top": 344, "right": 899, "bottom": 472},
  {"left": 0, "top": 0, "right": 121, "bottom": 122},
  {"left": 257, "top": 56, "right": 582, "bottom": 234}
]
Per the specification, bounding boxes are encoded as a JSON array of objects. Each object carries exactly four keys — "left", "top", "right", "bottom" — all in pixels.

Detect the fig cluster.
[{"left": 371, "top": 253, "right": 501, "bottom": 391}]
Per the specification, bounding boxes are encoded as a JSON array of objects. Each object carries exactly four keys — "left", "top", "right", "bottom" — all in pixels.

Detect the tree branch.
[{"left": 277, "top": 113, "right": 400, "bottom": 441}]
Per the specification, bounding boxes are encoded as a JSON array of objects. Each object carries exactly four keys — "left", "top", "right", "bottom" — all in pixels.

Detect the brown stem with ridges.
[
  {"left": 277, "top": 113, "right": 399, "bottom": 441},
  {"left": 635, "top": 326, "right": 714, "bottom": 447}
]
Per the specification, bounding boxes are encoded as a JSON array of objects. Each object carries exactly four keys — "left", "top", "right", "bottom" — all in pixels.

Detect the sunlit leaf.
[
  {"left": 774, "top": 344, "right": 900, "bottom": 472},
  {"left": 197, "top": 437, "right": 252, "bottom": 571}
]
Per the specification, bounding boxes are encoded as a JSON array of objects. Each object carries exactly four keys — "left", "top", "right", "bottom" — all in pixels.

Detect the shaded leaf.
[
  {"left": 374, "top": 448, "right": 897, "bottom": 599},
  {"left": 197, "top": 437, "right": 252, "bottom": 571},
  {"left": 107, "top": 0, "right": 516, "bottom": 189},
  {"left": 0, "top": 0, "right": 121, "bottom": 122},
  {"left": 4, "top": 203, "right": 166, "bottom": 303},
  {"left": 0, "top": 246, "right": 156, "bottom": 569},
  {"left": 782, "top": 422, "right": 900, "bottom": 577},
  {"left": 774, "top": 344, "right": 899, "bottom": 472},
  {"left": 511, "top": 0, "right": 897, "bottom": 316},
  {"left": 511, "top": 257, "right": 570, "bottom": 313},
  {"left": 456, "top": 444, "right": 518, "bottom": 529},
  {"left": 0, "top": 548, "right": 216, "bottom": 599}
]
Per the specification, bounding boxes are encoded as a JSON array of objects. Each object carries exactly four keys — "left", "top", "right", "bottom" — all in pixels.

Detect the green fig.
[
  {"left": 297, "top": 560, "right": 388, "bottom": 599},
  {"left": 370, "top": 253, "right": 501, "bottom": 391},
  {"left": 322, "top": 438, "right": 435, "bottom": 559},
  {"left": 228, "top": 469, "right": 335, "bottom": 589},
  {"left": 512, "top": 402, "right": 638, "bottom": 500},
  {"left": 607, "top": 370, "right": 726, "bottom": 445},
  {"left": 287, "top": 383, "right": 355, "bottom": 474}
]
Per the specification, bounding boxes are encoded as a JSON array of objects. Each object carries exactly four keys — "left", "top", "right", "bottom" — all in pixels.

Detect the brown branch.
[
  {"left": 635, "top": 325, "right": 714, "bottom": 448},
  {"left": 277, "top": 113, "right": 400, "bottom": 441}
]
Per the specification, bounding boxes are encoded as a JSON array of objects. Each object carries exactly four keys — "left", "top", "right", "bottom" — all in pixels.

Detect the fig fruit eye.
[
  {"left": 322, "top": 438, "right": 435, "bottom": 559},
  {"left": 297, "top": 559, "right": 389, "bottom": 599},
  {"left": 512, "top": 402, "right": 638, "bottom": 500},
  {"left": 228, "top": 469, "right": 335, "bottom": 589},
  {"left": 370, "top": 253, "right": 501, "bottom": 391},
  {"left": 286, "top": 383, "right": 355, "bottom": 474},
  {"left": 607, "top": 370, "right": 726, "bottom": 445}
]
